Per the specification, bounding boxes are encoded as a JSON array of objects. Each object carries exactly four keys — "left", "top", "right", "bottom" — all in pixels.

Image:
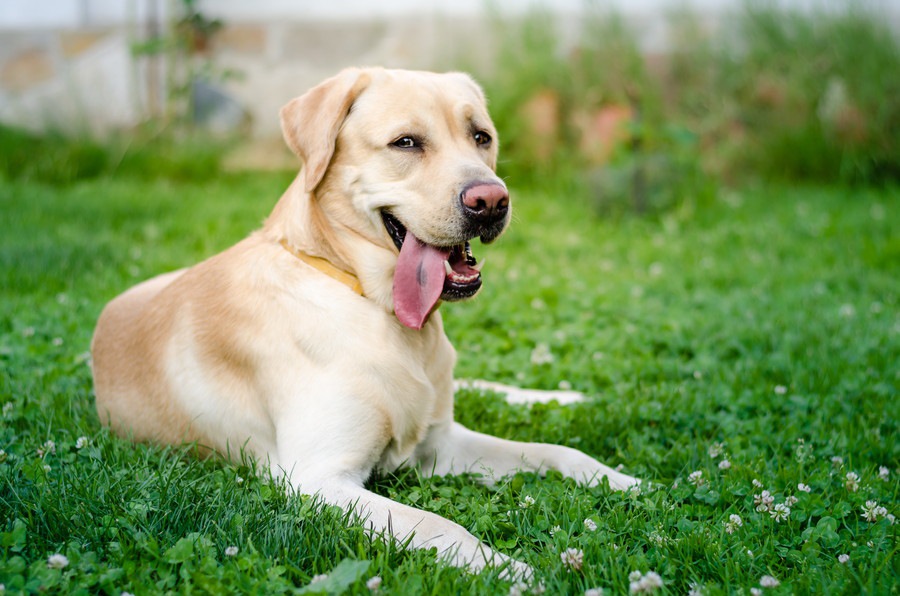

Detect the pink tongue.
[{"left": 393, "top": 231, "right": 449, "bottom": 329}]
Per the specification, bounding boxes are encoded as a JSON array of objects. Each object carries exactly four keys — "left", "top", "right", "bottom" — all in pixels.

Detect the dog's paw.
[
  {"left": 454, "top": 379, "right": 585, "bottom": 406},
  {"left": 604, "top": 469, "right": 642, "bottom": 492}
]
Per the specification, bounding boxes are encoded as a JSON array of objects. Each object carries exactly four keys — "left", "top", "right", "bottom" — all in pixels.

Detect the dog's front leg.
[
  {"left": 415, "top": 422, "right": 639, "bottom": 490},
  {"left": 273, "top": 403, "right": 530, "bottom": 578},
  {"left": 287, "top": 474, "right": 530, "bottom": 578}
]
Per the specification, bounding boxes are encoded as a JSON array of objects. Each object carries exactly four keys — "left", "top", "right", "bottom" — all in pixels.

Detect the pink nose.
[{"left": 460, "top": 183, "right": 509, "bottom": 223}]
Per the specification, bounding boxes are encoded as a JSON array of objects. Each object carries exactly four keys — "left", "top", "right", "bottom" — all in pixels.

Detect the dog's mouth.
[{"left": 382, "top": 211, "right": 483, "bottom": 329}]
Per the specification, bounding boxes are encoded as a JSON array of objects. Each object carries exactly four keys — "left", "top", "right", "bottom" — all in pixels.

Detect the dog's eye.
[
  {"left": 473, "top": 131, "right": 492, "bottom": 147},
  {"left": 391, "top": 136, "right": 420, "bottom": 150}
]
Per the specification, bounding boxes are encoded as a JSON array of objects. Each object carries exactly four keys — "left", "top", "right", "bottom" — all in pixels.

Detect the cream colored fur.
[{"left": 91, "top": 67, "right": 638, "bottom": 577}]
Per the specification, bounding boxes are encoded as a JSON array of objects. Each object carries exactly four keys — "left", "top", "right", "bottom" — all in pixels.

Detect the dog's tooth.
[
  {"left": 471, "top": 256, "right": 486, "bottom": 272},
  {"left": 444, "top": 261, "right": 453, "bottom": 277}
]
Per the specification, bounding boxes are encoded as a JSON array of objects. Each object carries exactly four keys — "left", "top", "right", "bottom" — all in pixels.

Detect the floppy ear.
[{"left": 280, "top": 68, "right": 371, "bottom": 193}]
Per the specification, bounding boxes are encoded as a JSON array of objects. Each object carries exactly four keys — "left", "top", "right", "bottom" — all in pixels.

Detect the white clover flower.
[
  {"left": 797, "top": 483, "right": 811, "bottom": 493},
  {"left": 784, "top": 495, "right": 798, "bottom": 507},
  {"left": 585, "top": 588, "right": 604, "bottom": 596},
  {"left": 878, "top": 466, "right": 890, "bottom": 481},
  {"left": 747, "top": 550, "right": 753, "bottom": 557},
  {"left": 37, "top": 440, "right": 56, "bottom": 458},
  {"left": 561, "top": 548, "right": 584, "bottom": 571},
  {"left": 688, "top": 470, "right": 704, "bottom": 486},
  {"left": 43, "top": 464, "right": 51, "bottom": 473},
  {"left": 366, "top": 576, "right": 382, "bottom": 591},
  {"left": 887, "top": 513, "right": 896, "bottom": 525},
  {"left": 584, "top": 518, "right": 598, "bottom": 532},
  {"left": 47, "top": 554, "right": 69, "bottom": 569},
  {"left": 752, "top": 479, "right": 764, "bottom": 488},
  {"left": 530, "top": 343, "right": 554, "bottom": 365},
  {"left": 831, "top": 456, "right": 844, "bottom": 466},
  {"left": 235, "top": 476, "right": 244, "bottom": 485},
  {"left": 225, "top": 546, "right": 238, "bottom": 557},
  {"left": 754, "top": 490, "right": 775, "bottom": 512},
  {"left": 862, "top": 500, "right": 880, "bottom": 522},
  {"left": 549, "top": 525, "right": 562, "bottom": 536},
  {"left": 687, "top": 583, "right": 704, "bottom": 596},
  {"left": 845, "top": 472, "right": 860, "bottom": 492},
  {"left": 508, "top": 582, "right": 527, "bottom": 596},
  {"left": 838, "top": 554, "right": 850, "bottom": 564},
  {"left": 773, "top": 385, "right": 787, "bottom": 395},
  {"left": 770, "top": 503, "right": 791, "bottom": 522},
  {"left": 760, "top": 575, "right": 780, "bottom": 588},
  {"left": 309, "top": 574, "right": 328, "bottom": 584},
  {"left": 75, "top": 436, "right": 89, "bottom": 449},
  {"left": 52, "top": 337, "right": 64, "bottom": 347},
  {"left": 718, "top": 459, "right": 732, "bottom": 470},
  {"left": 751, "top": 589, "right": 762, "bottom": 596},
  {"left": 629, "top": 571, "right": 664, "bottom": 593},
  {"left": 519, "top": 495, "right": 535, "bottom": 509},
  {"left": 725, "top": 514, "right": 743, "bottom": 534},
  {"left": 629, "top": 571, "right": 643, "bottom": 582}
]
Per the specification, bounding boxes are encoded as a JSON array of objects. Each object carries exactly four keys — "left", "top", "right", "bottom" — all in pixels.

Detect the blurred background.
[{"left": 1, "top": 0, "right": 898, "bottom": 206}]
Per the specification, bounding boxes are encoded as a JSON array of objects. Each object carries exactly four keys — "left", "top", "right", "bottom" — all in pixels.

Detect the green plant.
[{"left": 131, "top": 0, "right": 238, "bottom": 128}]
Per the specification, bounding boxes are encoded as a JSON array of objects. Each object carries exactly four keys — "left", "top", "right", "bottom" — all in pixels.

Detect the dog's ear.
[{"left": 280, "top": 68, "right": 371, "bottom": 193}]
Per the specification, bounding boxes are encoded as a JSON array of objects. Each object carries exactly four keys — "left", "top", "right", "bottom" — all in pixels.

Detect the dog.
[{"left": 91, "top": 67, "right": 639, "bottom": 577}]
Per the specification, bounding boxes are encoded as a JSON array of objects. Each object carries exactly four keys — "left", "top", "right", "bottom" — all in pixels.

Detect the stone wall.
[
  {"left": 0, "top": 13, "right": 496, "bottom": 138},
  {"left": 0, "top": 29, "right": 141, "bottom": 135}
]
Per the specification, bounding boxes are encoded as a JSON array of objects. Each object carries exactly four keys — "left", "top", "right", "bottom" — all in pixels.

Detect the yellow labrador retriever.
[{"left": 91, "top": 67, "right": 638, "bottom": 576}]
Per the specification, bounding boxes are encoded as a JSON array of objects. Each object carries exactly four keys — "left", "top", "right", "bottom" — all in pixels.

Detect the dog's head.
[{"left": 280, "top": 68, "right": 510, "bottom": 329}]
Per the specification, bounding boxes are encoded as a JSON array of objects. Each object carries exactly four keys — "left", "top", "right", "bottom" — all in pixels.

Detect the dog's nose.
[{"left": 460, "top": 183, "right": 509, "bottom": 223}]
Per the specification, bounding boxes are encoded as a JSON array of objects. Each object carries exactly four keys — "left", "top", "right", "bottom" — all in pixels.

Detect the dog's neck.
[
  {"left": 278, "top": 238, "right": 363, "bottom": 295},
  {"left": 263, "top": 173, "right": 398, "bottom": 311}
]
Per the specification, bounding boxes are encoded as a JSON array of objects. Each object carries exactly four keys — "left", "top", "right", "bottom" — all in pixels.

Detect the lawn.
[{"left": 0, "top": 169, "right": 897, "bottom": 594}]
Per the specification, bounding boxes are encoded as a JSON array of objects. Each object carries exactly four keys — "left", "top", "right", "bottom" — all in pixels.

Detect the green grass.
[{"left": 1, "top": 169, "right": 898, "bottom": 594}]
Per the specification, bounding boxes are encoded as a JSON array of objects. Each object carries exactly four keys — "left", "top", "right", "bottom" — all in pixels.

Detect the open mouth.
[{"left": 382, "top": 211, "right": 483, "bottom": 302}]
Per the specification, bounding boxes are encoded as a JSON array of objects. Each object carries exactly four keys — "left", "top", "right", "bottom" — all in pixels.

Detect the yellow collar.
[{"left": 279, "top": 239, "right": 364, "bottom": 296}]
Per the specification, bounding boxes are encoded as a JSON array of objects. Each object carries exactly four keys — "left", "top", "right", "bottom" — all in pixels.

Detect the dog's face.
[{"left": 281, "top": 68, "right": 511, "bottom": 329}]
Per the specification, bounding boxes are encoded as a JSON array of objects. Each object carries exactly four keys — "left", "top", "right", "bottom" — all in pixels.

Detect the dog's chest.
[{"left": 368, "top": 320, "right": 456, "bottom": 472}]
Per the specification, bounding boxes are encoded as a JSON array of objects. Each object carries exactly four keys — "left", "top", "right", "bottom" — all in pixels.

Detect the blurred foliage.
[
  {"left": 469, "top": 0, "right": 899, "bottom": 213},
  {"left": 131, "top": 0, "right": 241, "bottom": 128},
  {"left": 670, "top": 0, "right": 900, "bottom": 184},
  {"left": 2, "top": 1, "right": 897, "bottom": 205},
  {"left": 0, "top": 125, "right": 228, "bottom": 185}
]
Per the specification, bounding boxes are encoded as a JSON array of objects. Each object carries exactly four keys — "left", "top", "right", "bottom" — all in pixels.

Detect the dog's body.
[{"left": 92, "top": 68, "right": 637, "bottom": 575}]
